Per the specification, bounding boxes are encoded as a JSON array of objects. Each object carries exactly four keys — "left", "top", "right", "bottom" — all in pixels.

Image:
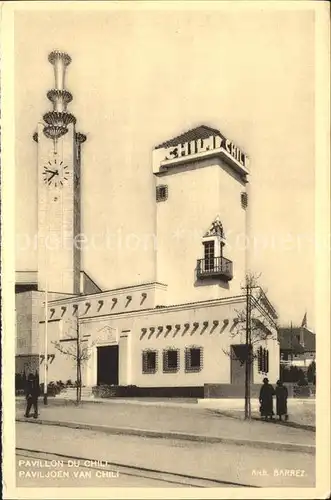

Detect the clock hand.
[{"left": 48, "top": 172, "right": 57, "bottom": 181}]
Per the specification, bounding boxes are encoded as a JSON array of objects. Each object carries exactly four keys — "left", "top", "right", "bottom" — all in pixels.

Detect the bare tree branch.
[
  {"left": 51, "top": 329, "right": 98, "bottom": 405},
  {"left": 223, "top": 272, "right": 278, "bottom": 420}
]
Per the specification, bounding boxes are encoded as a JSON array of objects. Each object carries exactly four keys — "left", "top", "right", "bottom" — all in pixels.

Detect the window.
[
  {"left": 241, "top": 192, "right": 248, "bottom": 209},
  {"left": 264, "top": 349, "right": 269, "bottom": 373},
  {"left": 185, "top": 346, "right": 203, "bottom": 372},
  {"left": 156, "top": 185, "right": 168, "bottom": 202},
  {"left": 257, "top": 346, "right": 263, "bottom": 371},
  {"left": 142, "top": 350, "right": 158, "bottom": 374},
  {"left": 198, "top": 217, "right": 233, "bottom": 281},
  {"left": 257, "top": 347, "right": 269, "bottom": 373},
  {"left": 163, "top": 348, "right": 179, "bottom": 373},
  {"left": 203, "top": 241, "right": 215, "bottom": 271}
]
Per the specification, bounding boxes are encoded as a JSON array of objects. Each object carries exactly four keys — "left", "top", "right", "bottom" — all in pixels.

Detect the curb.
[
  {"left": 16, "top": 417, "right": 315, "bottom": 454},
  {"left": 15, "top": 396, "right": 200, "bottom": 409},
  {"left": 208, "top": 409, "right": 316, "bottom": 432}
]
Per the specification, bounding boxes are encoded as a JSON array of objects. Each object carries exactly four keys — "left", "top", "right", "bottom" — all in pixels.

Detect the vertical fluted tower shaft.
[
  {"left": 50, "top": 51, "right": 71, "bottom": 90},
  {"left": 48, "top": 51, "right": 72, "bottom": 110}
]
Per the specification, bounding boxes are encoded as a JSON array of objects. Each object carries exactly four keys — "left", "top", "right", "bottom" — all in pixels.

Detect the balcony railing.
[{"left": 197, "top": 256, "right": 233, "bottom": 281}]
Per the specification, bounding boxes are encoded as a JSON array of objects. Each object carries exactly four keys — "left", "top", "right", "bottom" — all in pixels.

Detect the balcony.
[{"left": 197, "top": 256, "right": 233, "bottom": 281}]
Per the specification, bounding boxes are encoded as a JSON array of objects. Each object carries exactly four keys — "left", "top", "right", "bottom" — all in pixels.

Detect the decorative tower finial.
[
  {"left": 42, "top": 50, "right": 75, "bottom": 153},
  {"left": 33, "top": 50, "right": 86, "bottom": 153}
]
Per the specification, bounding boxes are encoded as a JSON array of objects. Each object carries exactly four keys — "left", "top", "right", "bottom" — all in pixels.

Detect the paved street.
[
  {"left": 16, "top": 421, "right": 315, "bottom": 488},
  {"left": 15, "top": 398, "right": 315, "bottom": 447},
  {"left": 16, "top": 451, "right": 186, "bottom": 488}
]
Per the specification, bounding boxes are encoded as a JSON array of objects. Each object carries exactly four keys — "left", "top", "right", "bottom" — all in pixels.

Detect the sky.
[{"left": 13, "top": 4, "right": 316, "bottom": 329}]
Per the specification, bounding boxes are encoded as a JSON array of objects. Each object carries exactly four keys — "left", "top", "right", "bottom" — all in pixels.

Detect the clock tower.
[{"left": 34, "top": 50, "right": 86, "bottom": 294}]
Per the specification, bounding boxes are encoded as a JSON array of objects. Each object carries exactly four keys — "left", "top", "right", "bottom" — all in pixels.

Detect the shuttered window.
[
  {"left": 142, "top": 350, "right": 158, "bottom": 374},
  {"left": 163, "top": 349, "right": 179, "bottom": 373},
  {"left": 185, "top": 346, "right": 203, "bottom": 372}
]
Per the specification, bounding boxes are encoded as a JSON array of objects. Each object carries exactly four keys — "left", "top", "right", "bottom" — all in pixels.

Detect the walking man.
[{"left": 24, "top": 373, "right": 39, "bottom": 419}]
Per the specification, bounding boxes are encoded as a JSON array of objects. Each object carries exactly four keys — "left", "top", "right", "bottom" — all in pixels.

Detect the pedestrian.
[
  {"left": 259, "top": 377, "right": 275, "bottom": 421},
  {"left": 275, "top": 380, "right": 288, "bottom": 421},
  {"left": 24, "top": 373, "right": 40, "bottom": 419}
]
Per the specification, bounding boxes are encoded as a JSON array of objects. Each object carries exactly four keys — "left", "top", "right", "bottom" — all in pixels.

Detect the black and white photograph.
[{"left": 1, "top": 1, "right": 330, "bottom": 498}]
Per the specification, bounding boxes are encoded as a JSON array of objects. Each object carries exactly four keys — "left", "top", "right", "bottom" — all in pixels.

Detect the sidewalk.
[
  {"left": 16, "top": 398, "right": 315, "bottom": 454},
  {"left": 199, "top": 398, "right": 316, "bottom": 431}
]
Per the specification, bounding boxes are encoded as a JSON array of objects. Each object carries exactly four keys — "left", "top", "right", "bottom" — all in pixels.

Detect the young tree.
[
  {"left": 224, "top": 273, "right": 278, "bottom": 420},
  {"left": 52, "top": 316, "right": 95, "bottom": 404}
]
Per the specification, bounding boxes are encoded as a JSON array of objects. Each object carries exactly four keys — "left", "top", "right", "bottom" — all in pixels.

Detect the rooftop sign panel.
[{"left": 153, "top": 125, "right": 249, "bottom": 177}]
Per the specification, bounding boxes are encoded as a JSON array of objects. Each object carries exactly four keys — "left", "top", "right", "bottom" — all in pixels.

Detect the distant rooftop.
[{"left": 278, "top": 326, "right": 315, "bottom": 352}]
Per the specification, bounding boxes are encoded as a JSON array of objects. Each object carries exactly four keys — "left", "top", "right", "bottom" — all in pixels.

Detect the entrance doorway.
[
  {"left": 230, "top": 344, "right": 252, "bottom": 385},
  {"left": 97, "top": 345, "right": 119, "bottom": 385}
]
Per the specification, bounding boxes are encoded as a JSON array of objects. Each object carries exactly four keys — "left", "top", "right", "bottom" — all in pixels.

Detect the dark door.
[
  {"left": 230, "top": 345, "right": 252, "bottom": 385},
  {"left": 97, "top": 345, "right": 119, "bottom": 385}
]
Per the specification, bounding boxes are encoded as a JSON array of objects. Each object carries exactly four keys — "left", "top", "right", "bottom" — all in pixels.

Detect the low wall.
[
  {"left": 284, "top": 383, "right": 314, "bottom": 398},
  {"left": 92, "top": 385, "right": 204, "bottom": 399},
  {"left": 204, "top": 384, "right": 262, "bottom": 399},
  {"left": 204, "top": 383, "right": 314, "bottom": 399}
]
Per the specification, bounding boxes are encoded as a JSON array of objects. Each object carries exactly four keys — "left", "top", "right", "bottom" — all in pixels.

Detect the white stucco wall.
[
  {"left": 45, "top": 282, "right": 168, "bottom": 322},
  {"left": 78, "top": 298, "right": 242, "bottom": 387},
  {"left": 16, "top": 290, "right": 67, "bottom": 356},
  {"left": 155, "top": 157, "right": 247, "bottom": 304},
  {"left": 38, "top": 320, "right": 76, "bottom": 385},
  {"left": 19, "top": 287, "right": 279, "bottom": 389},
  {"left": 74, "top": 295, "right": 278, "bottom": 388}
]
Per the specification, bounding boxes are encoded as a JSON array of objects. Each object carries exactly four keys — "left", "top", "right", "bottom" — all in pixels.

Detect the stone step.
[
  {"left": 61, "top": 387, "right": 91, "bottom": 391},
  {"left": 59, "top": 387, "right": 93, "bottom": 399}
]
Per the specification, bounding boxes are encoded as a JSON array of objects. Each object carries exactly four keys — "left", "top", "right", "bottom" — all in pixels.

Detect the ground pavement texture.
[
  {"left": 199, "top": 398, "right": 315, "bottom": 429},
  {"left": 16, "top": 421, "right": 315, "bottom": 488},
  {"left": 16, "top": 398, "right": 315, "bottom": 452}
]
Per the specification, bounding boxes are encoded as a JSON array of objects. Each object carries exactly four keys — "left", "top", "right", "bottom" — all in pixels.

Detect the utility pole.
[
  {"left": 243, "top": 276, "right": 259, "bottom": 420},
  {"left": 43, "top": 277, "right": 48, "bottom": 405},
  {"left": 76, "top": 312, "right": 81, "bottom": 404},
  {"left": 43, "top": 183, "right": 49, "bottom": 406},
  {"left": 244, "top": 278, "right": 252, "bottom": 420},
  {"left": 248, "top": 282, "right": 252, "bottom": 419},
  {"left": 244, "top": 161, "right": 252, "bottom": 420}
]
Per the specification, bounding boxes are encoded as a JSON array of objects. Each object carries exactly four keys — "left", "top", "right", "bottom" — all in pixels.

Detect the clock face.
[{"left": 43, "top": 159, "right": 71, "bottom": 187}]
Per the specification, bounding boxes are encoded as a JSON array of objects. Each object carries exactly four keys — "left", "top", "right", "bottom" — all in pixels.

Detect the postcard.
[{"left": 1, "top": 1, "right": 330, "bottom": 498}]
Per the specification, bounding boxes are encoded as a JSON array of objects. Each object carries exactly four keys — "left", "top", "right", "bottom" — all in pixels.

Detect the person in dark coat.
[
  {"left": 275, "top": 380, "right": 288, "bottom": 421},
  {"left": 24, "top": 373, "right": 40, "bottom": 418},
  {"left": 259, "top": 377, "right": 275, "bottom": 420}
]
